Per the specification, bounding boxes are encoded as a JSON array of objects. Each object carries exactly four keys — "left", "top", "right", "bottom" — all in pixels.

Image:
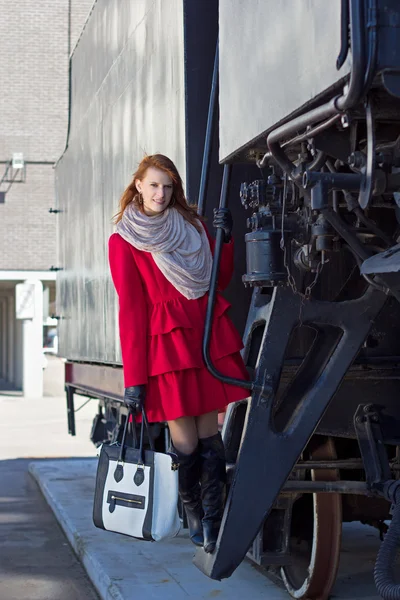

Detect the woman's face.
[{"left": 135, "top": 167, "right": 174, "bottom": 216}]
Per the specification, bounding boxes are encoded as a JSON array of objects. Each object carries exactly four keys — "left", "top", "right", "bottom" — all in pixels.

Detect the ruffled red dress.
[{"left": 108, "top": 225, "right": 249, "bottom": 423}]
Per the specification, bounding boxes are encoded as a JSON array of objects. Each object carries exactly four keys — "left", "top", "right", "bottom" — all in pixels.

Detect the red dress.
[{"left": 108, "top": 225, "right": 249, "bottom": 423}]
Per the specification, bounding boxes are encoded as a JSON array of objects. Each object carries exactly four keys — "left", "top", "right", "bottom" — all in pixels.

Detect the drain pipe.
[{"left": 374, "top": 480, "right": 400, "bottom": 600}]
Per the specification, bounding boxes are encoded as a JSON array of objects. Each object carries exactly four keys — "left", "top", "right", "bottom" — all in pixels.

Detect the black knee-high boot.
[
  {"left": 172, "top": 445, "right": 204, "bottom": 547},
  {"left": 199, "top": 433, "right": 226, "bottom": 553}
]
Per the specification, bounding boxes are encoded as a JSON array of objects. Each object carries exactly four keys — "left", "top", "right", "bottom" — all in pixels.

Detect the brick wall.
[{"left": 0, "top": 0, "right": 94, "bottom": 271}]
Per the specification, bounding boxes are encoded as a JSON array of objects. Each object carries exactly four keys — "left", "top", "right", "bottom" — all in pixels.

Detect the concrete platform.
[
  {"left": 29, "top": 459, "right": 286, "bottom": 600},
  {"left": 29, "top": 457, "right": 393, "bottom": 600}
]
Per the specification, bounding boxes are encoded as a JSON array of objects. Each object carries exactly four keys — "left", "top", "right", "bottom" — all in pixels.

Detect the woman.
[{"left": 108, "top": 154, "right": 249, "bottom": 553}]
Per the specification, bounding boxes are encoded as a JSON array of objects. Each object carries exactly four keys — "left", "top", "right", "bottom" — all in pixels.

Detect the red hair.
[{"left": 114, "top": 154, "right": 203, "bottom": 232}]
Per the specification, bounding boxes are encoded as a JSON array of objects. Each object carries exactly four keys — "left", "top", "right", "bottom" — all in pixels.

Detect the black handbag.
[{"left": 93, "top": 408, "right": 181, "bottom": 541}]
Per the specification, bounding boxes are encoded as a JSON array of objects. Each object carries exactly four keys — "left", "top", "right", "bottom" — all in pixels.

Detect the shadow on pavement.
[{"left": 0, "top": 457, "right": 99, "bottom": 600}]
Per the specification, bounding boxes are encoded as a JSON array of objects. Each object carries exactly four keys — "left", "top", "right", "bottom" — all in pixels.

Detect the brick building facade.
[
  {"left": 0, "top": 0, "right": 94, "bottom": 391},
  {"left": 0, "top": 0, "right": 94, "bottom": 269}
]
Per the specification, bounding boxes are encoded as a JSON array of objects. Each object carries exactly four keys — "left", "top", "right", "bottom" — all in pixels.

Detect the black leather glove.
[
  {"left": 213, "top": 208, "right": 233, "bottom": 243},
  {"left": 124, "top": 385, "right": 146, "bottom": 413}
]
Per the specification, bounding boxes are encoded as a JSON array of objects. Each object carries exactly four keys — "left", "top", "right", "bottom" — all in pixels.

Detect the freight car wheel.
[{"left": 281, "top": 437, "right": 342, "bottom": 600}]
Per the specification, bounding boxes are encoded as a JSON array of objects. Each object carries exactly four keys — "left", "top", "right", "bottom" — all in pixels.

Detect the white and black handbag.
[{"left": 93, "top": 408, "right": 181, "bottom": 541}]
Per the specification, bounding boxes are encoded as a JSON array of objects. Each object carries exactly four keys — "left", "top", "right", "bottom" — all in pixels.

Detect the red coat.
[{"left": 108, "top": 225, "right": 249, "bottom": 422}]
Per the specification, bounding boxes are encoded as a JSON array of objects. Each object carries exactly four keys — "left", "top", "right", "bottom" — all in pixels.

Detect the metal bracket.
[
  {"left": 65, "top": 385, "right": 76, "bottom": 436},
  {"left": 354, "top": 404, "right": 391, "bottom": 485},
  {"left": 0, "top": 159, "right": 26, "bottom": 193},
  {"left": 247, "top": 502, "right": 292, "bottom": 567}
]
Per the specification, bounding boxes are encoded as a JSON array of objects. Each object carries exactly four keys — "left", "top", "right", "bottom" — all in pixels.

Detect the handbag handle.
[
  {"left": 137, "top": 407, "right": 155, "bottom": 466},
  {"left": 117, "top": 411, "right": 131, "bottom": 464},
  {"left": 117, "top": 407, "right": 155, "bottom": 466}
]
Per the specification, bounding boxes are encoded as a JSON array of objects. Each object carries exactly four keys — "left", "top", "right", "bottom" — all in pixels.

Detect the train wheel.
[{"left": 280, "top": 437, "right": 342, "bottom": 600}]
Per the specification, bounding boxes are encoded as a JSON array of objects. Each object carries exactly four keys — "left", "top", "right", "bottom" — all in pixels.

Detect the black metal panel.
[
  {"left": 182, "top": 0, "right": 261, "bottom": 335},
  {"left": 183, "top": 0, "right": 219, "bottom": 206},
  {"left": 194, "top": 285, "right": 387, "bottom": 579}
]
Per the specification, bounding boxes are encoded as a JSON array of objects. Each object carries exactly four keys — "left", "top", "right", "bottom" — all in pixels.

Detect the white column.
[
  {"left": 7, "top": 292, "right": 15, "bottom": 385},
  {"left": 22, "top": 279, "right": 43, "bottom": 398},
  {"left": 0, "top": 298, "right": 5, "bottom": 379}
]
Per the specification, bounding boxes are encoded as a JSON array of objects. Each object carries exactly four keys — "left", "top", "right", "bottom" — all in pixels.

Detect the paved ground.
[
  {"left": 0, "top": 356, "right": 394, "bottom": 599},
  {"left": 30, "top": 456, "right": 392, "bottom": 600},
  {"left": 30, "top": 459, "right": 286, "bottom": 600},
  {"left": 0, "top": 355, "right": 99, "bottom": 600}
]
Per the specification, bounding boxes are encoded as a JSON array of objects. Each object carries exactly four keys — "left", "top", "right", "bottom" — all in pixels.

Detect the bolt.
[
  {"left": 348, "top": 151, "right": 365, "bottom": 170},
  {"left": 341, "top": 114, "right": 350, "bottom": 128}
]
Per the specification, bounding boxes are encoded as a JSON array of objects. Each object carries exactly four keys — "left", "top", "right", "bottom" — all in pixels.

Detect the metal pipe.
[
  {"left": 282, "top": 480, "right": 370, "bottom": 494},
  {"left": 335, "top": 0, "right": 366, "bottom": 111},
  {"left": 307, "top": 151, "right": 327, "bottom": 172},
  {"left": 202, "top": 165, "right": 254, "bottom": 394},
  {"left": 304, "top": 171, "right": 361, "bottom": 191},
  {"left": 257, "top": 115, "right": 340, "bottom": 169},
  {"left": 363, "top": 0, "right": 378, "bottom": 96},
  {"left": 333, "top": 190, "right": 340, "bottom": 213},
  {"left": 294, "top": 459, "right": 364, "bottom": 470},
  {"left": 287, "top": 115, "right": 341, "bottom": 148},
  {"left": 267, "top": 98, "right": 340, "bottom": 179},
  {"left": 55, "top": 0, "right": 73, "bottom": 167},
  {"left": 296, "top": 460, "right": 400, "bottom": 471},
  {"left": 337, "top": 0, "right": 350, "bottom": 69},
  {"left": 197, "top": 42, "right": 219, "bottom": 217},
  {"left": 266, "top": 0, "right": 368, "bottom": 182},
  {"left": 374, "top": 480, "right": 400, "bottom": 599}
]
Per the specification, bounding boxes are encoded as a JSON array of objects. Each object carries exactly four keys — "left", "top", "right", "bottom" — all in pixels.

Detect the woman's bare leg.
[
  {"left": 195, "top": 410, "right": 219, "bottom": 439},
  {"left": 167, "top": 415, "right": 198, "bottom": 454}
]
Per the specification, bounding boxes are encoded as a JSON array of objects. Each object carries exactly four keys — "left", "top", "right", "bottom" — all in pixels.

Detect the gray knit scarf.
[{"left": 116, "top": 203, "right": 212, "bottom": 300}]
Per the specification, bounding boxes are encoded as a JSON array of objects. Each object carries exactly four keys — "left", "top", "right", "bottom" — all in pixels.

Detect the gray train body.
[
  {"left": 219, "top": 0, "right": 350, "bottom": 161},
  {"left": 56, "top": 0, "right": 187, "bottom": 364},
  {"left": 56, "top": 1, "right": 400, "bottom": 599},
  {"left": 56, "top": 0, "right": 349, "bottom": 363}
]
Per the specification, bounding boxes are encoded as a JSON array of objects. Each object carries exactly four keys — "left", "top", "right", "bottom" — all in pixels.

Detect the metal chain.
[
  {"left": 304, "top": 260, "right": 323, "bottom": 300},
  {"left": 283, "top": 244, "right": 298, "bottom": 295}
]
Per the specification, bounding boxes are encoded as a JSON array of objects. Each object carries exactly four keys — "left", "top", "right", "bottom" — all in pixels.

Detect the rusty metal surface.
[
  {"left": 281, "top": 438, "right": 342, "bottom": 599},
  {"left": 65, "top": 361, "right": 124, "bottom": 401},
  {"left": 55, "top": 0, "right": 186, "bottom": 362}
]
